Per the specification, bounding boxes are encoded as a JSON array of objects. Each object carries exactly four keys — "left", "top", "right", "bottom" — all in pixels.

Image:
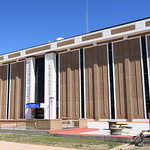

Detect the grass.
[{"left": 0, "top": 133, "right": 122, "bottom": 149}]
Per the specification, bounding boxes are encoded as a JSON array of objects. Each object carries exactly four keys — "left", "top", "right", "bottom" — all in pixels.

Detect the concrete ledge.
[
  {"left": 36, "top": 119, "right": 62, "bottom": 130},
  {"left": 69, "top": 119, "right": 87, "bottom": 128},
  {"left": 0, "top": 119, "right": 36, "bottom": 129},
  {"left": 78, "top": 119, "right": 87, "bottom": 128},
  {"left": 0, "top": 129, "right": 48, "bottom": 135},
  {"left": 16, "top": 119, "right": 35, "bottom": 129}
]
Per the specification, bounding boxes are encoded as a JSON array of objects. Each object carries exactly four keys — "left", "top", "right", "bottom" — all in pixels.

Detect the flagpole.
[{"left": 86, "top": 0, "right": 89, "bottom": 33}]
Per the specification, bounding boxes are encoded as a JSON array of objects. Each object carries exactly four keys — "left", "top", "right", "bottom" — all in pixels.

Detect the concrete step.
[{"left": 62, "top": 122, "right": 75, "bottom": 128}]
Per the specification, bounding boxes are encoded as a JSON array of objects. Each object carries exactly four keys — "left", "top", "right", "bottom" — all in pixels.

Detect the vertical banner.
[
  {"left": 45, "top": 53, "right": 56, "bottom": 119},
  {"left": 25, "top": 57, "right": 35, "bottom": 119}
]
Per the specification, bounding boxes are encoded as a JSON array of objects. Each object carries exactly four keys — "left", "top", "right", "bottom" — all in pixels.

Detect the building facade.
[{"left": 0, "top": 18, "right": 150, "bottom": 121}]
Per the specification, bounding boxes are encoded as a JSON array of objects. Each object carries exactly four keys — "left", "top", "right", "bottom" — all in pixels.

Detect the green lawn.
[{"left": 0, "top": 133, "right": 122, "bottom": 149}]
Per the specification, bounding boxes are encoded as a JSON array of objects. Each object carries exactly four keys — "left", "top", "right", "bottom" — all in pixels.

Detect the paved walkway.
[
  {"left": 50, "top": 128, "right": 99, "bottom": 135},
  {"left": 87, "top": 121, "right": 150, "bottom": 136},
  {"left": 50, "top": 121, "right": 150, "bottom": 137},
  {"left": 49, "top": 121, "right": 150, "bottom": 143},
  {"left": 0, "top": 141, "right": 76, "bottom": 150}
]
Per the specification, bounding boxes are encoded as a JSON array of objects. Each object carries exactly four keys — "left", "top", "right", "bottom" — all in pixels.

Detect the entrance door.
[{"left": 35, "top": 108, "right": 44, "bottom": 119}]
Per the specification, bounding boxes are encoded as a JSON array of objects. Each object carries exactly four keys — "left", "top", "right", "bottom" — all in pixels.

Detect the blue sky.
[{"left": 0, "top": 0, "right": 149, "bottom": 55}]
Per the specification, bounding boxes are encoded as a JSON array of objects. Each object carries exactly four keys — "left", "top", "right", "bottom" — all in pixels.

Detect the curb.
[{"left": 0, "top": 129, "right": 49, "bottom": 136}]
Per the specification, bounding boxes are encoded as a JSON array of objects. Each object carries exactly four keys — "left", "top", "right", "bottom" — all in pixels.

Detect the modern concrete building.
[{"left": 0, "top": 17, "right": 150, "bottom": 122}]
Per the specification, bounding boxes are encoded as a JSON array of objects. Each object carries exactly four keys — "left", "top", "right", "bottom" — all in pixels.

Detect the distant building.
[{"left": 0, "top": 17, "right": 150, "bottom": 122}]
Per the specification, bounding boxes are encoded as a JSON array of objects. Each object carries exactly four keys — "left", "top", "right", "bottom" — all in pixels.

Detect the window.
[{"left": 35, "top": 57, "right": 45, "bottom": 103}]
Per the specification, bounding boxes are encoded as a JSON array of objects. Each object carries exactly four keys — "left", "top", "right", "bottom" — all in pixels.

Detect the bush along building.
[{"left": 0, "top": 17, "right": 150, "bottom": 122}]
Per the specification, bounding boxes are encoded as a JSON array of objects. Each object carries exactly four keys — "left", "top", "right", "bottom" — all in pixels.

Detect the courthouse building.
[{"left": 0, "top": 17, "right": 150, "bottom": 122}]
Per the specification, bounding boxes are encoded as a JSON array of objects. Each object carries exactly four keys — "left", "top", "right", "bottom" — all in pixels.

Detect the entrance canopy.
[{"left": 26, "top": 103, "right": 40, "bottom": 108}]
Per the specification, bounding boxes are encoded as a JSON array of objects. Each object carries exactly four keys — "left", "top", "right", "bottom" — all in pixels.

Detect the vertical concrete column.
[
  {"left": 45, "top": 53, "right": 56, "bottom": 119},
  {"left": 25, "top": 57, "right": 35, "bottom": 119},
  {"left": 124, "top": 43, "right": 133, "bottom": 122}
]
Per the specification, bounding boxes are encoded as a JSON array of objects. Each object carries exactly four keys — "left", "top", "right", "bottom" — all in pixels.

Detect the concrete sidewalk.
[
  {"left": 49, "top": 128, "right": 133, "bottom": 143},
  {"left": 0, "top": 141, "right": 76, "bottom": 150},
  {"left": 87, "top": 121, "right": 150, "bottom": 136},
  {"left": 49, "top": 121, "right": 150, "bottom": 143}
]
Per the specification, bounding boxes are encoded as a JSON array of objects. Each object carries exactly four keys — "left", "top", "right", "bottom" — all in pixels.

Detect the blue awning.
[{"left": 26, "top": 103, "right": 40, "bottom": 108}]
